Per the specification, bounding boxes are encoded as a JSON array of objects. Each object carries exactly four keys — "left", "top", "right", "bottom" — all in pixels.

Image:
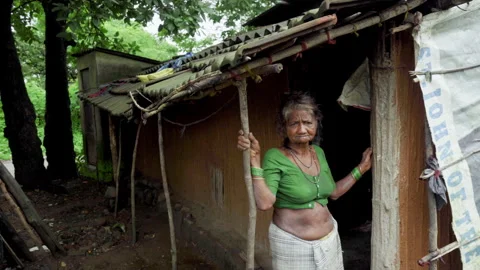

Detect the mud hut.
[{"left": 75, "top": 0, "right": 479, "bottom": 269}]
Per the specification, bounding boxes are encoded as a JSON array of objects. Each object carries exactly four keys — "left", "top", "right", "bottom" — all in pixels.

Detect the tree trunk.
[
  {"left": 0, "top": 0, "right": 48, "bottom": 189},
  {"left": 42, "top": 0, "right": 77, "bottom": 181}
]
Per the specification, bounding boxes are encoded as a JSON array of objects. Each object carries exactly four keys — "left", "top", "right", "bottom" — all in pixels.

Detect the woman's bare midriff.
[{"left": 272, "top": 202, "right": 334, "bottom": 241}]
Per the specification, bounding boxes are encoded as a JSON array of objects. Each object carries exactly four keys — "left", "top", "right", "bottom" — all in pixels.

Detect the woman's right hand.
[{"left": 237, "top": 130, "right": 261, "bottom": 167}]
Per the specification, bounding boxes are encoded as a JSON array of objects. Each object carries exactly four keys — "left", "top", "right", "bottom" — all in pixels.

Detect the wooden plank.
[{"left": 0, "top": 162, "right": 66, "bottom": 256}]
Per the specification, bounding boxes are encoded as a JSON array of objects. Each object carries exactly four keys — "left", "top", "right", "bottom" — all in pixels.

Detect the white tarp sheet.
[
  {"left": 414, "top": 1, "right": 480, "bottom": 268},
  {"left": 337, "top": 58, "right": 371, "bottom": 111}
]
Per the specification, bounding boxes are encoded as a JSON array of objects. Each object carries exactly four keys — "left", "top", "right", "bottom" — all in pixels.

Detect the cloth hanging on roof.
[
  {"left": 157, "top": 52, "right": 194, "bottom": 71},
  {"left": 137, "top": 68, "right": 174, "bottom": 82},
  {"left": 337, "top": 58, "right": 371, "bottom": 111}
]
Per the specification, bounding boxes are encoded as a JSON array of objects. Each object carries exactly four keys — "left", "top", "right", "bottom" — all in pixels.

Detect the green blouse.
[{"left": 263, "top": 145, "right": 336, "bottom": 209}]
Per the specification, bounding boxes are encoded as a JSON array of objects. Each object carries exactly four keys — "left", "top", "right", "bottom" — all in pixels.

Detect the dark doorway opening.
[{"left": 286, "top": 32, "right": 375, "bottom": 269}]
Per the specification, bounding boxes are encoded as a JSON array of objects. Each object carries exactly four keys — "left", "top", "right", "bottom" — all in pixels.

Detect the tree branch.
[{"left": 11, "top": 0, "right": 39, "bottom": 13}]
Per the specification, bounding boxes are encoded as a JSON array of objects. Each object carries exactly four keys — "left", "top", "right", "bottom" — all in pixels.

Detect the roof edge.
[{"left": 72, "top": 47, "right": 161, "bottom": 65}]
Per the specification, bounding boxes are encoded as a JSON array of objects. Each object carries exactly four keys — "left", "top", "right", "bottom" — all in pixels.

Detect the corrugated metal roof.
[
  {"left": 80, "top": 8, "right": 338, "bottom": 117},
  {"left": 79, "top": 89, "right": 134, "bottom": 119},
  {"left": 81, "top": 0, "right": 426, "bottom": 119}
]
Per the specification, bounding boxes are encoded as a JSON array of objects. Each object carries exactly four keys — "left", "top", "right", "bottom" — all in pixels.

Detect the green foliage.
[
  {"left": 173, "top": 35, "right": 215, "bottom": 53},
  {"left": 0, "top": 79, "right": 80, "bottom": 160},
  {"left": 103, "top": 20, "right": 178, "bottom": 61},
  {"left": 3, "top": 0, "right": 274, "bottom": 162},
  {"left": 1, "top": 18, "right": 180, "bottom": 161},
  {"left": 0, "top": 104, "right": 8, "bottom": 160}
]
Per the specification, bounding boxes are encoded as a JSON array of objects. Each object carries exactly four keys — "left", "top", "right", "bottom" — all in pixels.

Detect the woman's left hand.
[{"left": 359, "top": 147, "right": 373, "bottom": 174}]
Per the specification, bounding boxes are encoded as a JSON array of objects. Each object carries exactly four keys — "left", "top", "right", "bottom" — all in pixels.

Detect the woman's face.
[{"left": 285, "top": 109, "right": 317, "bottom": 145}]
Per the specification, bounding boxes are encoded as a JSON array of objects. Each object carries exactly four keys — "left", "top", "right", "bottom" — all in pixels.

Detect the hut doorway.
[{"left": 287, "top": 33, "right": 375, "bottom": 269}]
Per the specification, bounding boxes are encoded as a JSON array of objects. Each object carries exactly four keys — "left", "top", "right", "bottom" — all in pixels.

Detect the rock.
[{"left": 104, "top": 186, "right": 116, "bottom": 199}]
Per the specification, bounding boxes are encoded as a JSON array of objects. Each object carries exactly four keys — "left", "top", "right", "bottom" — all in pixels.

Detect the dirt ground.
[
  {"left": 2, "top": 176, "right": 371, "bottom": 270},
  {"left": 16, "top": 179, "right": 217, "bottom": 270}
]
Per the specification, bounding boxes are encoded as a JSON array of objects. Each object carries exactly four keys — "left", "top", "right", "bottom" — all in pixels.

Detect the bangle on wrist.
[
  {"left": 251, "top": 167, "right": 264, "bottom": 177},
  {"left": 252, "top": 176, "right": 264, "bottom": 181},
  {"left": 351, "top": 166, "right": 362, "bottom": 181}
]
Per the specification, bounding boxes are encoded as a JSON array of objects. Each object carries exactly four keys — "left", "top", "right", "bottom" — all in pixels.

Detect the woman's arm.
[
  {"left": 238, "top": 131, "right": 276, "bottom": 210},
  {"left": 330, "top": 148, "right": 372, "bottom": 200}
]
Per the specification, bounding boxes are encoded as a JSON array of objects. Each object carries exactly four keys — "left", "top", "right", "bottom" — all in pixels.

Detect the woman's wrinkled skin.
[{"left": 237, "top": 108, "right": 372, "bottom": 240}]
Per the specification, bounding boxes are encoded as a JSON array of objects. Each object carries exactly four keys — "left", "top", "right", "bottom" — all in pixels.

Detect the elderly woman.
[{"left": 237, "top": 92, "right": 372, "bottom": 270}]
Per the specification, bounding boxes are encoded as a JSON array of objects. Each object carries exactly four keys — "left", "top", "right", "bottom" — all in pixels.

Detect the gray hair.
[{"left": 276, "top": 92, "right": 323, "bottom": 146}]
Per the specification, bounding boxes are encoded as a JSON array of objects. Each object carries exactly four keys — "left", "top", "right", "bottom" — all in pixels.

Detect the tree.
[
  {"left": 1, "top": 0, "right": 48, "bottom": 189},
  {"left": 4, "top": 0, "right": 273, "bottom": 188},
  {"left": 42, "top": 0, "right": 77, "bottom": 181}
]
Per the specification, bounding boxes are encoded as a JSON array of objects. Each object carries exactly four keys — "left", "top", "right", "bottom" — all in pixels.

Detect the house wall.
[
  {"left": 135, "top": 73, "right": 289, "bottom": 266},
  {"left": 393, "top": 31, "right": 430, "bottom": 270},
  {"left": 133, "top": 32, "right": 460, "bottom": 269},
  {"left": 371, "top": 29, "right": 459, "bottom": 269}
]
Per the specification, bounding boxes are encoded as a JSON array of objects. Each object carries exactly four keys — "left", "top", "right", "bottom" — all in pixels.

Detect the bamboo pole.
[
  {"left": 131, "top": 122, "right": 142, "bottom": 244},
  {"left": 141, "top": 64, "right": 283, "bottom": 119},
  {"left": 0, "top": 161, "right": 66, "bottom": 256},
  {"left": 139, "top": 0, "right": 425, "bottom": 119},
  {"left": 157, "top": 112, "right": 177, "bottom": 270},
  {"left": 0, "top": 179, "right": 42, "bottom": 247},
  {"left": 234, "top": 79, "right": 256, "bottom": 270},
  {"left": 424, "top": 127, "right": 438, "bottom": 270},
  {"left": 108, "top": 116, "right": 120, "bottom": 217},
  {"left": 114, "top": 121, "right": 122, "bottom": 217},
  {"left": 0, "top": 233, "right": 24, "bottom": 268},
  {"left": 213, "top": 0, "right": 427, "bottom": 94}
]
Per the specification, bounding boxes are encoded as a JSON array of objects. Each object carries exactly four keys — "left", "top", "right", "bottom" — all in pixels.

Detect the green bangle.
[
  {"left": 352, "top": 167, "right": 362, "bottom": 181},
  {"left": 251, "top": 167, "right": 264, "bottom": 177}
]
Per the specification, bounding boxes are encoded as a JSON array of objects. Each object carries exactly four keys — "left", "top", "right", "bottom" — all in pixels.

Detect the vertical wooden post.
[
  {"left": 131, "top": 122, "right": 142, "bottom": 244},
  {"left": 370, "top": 28, "right": 429, "bottom": 269},
  {"left": 114, "top": 122, "right": 122, "bottom": 217},
  {"left": 370, "top": 27, "right": 401, "bottom": 270},
  {"left": 108, "top": 116, "right": 119, "bottom": 217},
  {"left": 234, "top": 79, "right": 257, "bottom": 270},
  {"left": 157, "top": 112, "right": 177, "bottom": 270},
  {"left": 425, "top": 128, "right": 438, "bottom": 270}
]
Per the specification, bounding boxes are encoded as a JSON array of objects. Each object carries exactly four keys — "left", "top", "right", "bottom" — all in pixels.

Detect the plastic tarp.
[
  {"left": 337, "top": 58, "right": 371, "bottom": 111},
  {"left": 413, "top": 1, "right": 480, "bottom": 268}
]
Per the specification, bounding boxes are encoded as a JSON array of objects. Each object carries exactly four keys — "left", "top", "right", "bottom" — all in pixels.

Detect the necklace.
[
  {"left": 287, "top": 147, "right": 313, "bottom": 168},
  {"left": 291, "top": 155, "right": 323, "bottom": 199},
  {"left": 289, "top": 150, "right": 321, "bottom": 184}
]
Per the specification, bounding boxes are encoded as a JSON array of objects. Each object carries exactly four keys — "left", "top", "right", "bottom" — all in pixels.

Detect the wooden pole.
[
  {"left": 0, "top": 161, "right": 66, "bottom": 256},
  {"left": 0, "top": 233, "right": 24, "bottom": 268},
  {"left": 141, "top": 64, "right": 283, "bottom": 119},
  {"left": 114, "top": 121, "right": 122, "bottom": 217},
  {"left": 0, "top": 211, "right": 34, "bottom": 262},
  {"left": 108, "top": 116, "right": 120, "bottom": 217},
  {"left": 131, "top": 122, "right": 142, "bottom": 244},
  {"left": 234, "top": 79, "right": 256, "bottom": 270},
  {"left": 0, "top": 179, "right": 42, "bottom": 247},
  {"left": 157, "top": 112, "right": 177, "bottom": 270},
  {"left": 370, "top": 26, "right": 401, "bottom": 270},
  {"left": 424, "top": 127, "right": 438, "bottom": 270}
]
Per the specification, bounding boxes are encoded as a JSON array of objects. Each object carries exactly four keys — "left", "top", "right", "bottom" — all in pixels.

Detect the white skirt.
[{"left": 269, "top": 219, "right": 344, "bottom": 270}]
